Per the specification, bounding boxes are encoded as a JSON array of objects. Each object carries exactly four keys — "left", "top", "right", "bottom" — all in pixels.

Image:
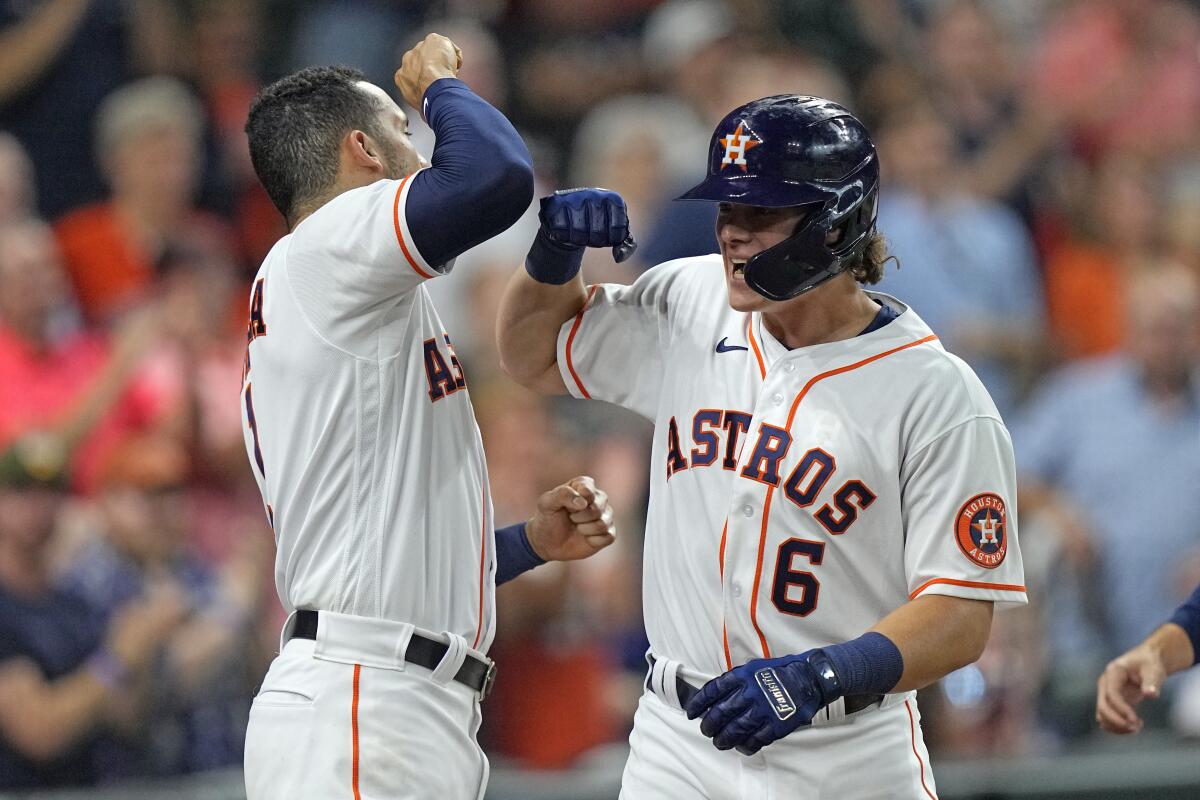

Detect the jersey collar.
[{"left": 750, "top": 291, "right": 936, "bottom": 371}]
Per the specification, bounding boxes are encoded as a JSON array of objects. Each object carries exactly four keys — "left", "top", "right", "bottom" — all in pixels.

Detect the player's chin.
[{"left": 725, "top": 276, "right": 767, "bottom": 312}]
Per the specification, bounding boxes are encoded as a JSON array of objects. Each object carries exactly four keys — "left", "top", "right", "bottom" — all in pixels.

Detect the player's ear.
[{"left": 345, "top": 130, "right": 385, "bottom": 173}]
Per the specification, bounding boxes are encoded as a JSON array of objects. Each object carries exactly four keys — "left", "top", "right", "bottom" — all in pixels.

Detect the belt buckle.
[{"left": 479, "top": 660, "right": 498, "bottom": 700}]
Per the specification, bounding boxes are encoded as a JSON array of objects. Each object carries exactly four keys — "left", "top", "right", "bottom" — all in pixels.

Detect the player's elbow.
[
  {"left": 498, "top": 340, "right": 566, "bottom": 395},
  {"left": 497, "top": 349, "right": 546, "bottom": 390}
]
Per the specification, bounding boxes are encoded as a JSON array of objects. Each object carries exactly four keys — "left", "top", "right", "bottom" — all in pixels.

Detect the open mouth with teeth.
[{"left": 730, "top": 259, "right": 747, "bottom": 277}]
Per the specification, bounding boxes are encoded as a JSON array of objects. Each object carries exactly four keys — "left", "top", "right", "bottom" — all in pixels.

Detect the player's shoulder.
[
  {"left": 628, "top": 253, "right": 725, "bottom": 310},
  {"left": 879, "top": 296, "right": 1004, "bottom": 422},
  {"left": 254, "top": 232, "right": 292, "bottom": 278}
]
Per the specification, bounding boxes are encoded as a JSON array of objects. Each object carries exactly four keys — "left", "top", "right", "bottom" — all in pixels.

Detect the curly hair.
[{"left": 850, "top": 231, "right": 895, "bottom": 285}]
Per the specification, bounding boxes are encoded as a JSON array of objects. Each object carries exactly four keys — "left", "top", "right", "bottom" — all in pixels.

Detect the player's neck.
[
  {"left": 760, "top": 278, "right": 880, "bottom": 350},
  {"left": 290, "top": 169, "right": 385, "bottom": 230}
]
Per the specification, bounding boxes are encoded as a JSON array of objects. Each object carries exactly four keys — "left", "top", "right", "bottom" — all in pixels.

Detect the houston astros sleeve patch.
[{"left": 955, "top": 493, "right": 1008, "bottom": 569}]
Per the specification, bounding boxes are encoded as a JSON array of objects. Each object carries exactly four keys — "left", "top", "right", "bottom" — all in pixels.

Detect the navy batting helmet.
[{"left": 679, "top": 95, "right": 879, "bottom": 301}]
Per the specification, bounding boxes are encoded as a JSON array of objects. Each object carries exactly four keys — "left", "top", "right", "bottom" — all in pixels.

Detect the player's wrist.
[
  {"left": 796, "top": 649, "right": 844, "bottom": 706},
  {"left": 525, "top": 227, "right": 584, "bottom": 285},
  {"left": 819, "top": 631, "right": 904, "bottom": 698}
]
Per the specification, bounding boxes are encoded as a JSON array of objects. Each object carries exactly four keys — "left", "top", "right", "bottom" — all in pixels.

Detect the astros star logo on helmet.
[{"left": 719, "top": 122, "right": 761, "bottom": 171}]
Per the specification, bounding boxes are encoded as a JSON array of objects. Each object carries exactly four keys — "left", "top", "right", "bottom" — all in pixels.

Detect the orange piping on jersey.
[
  {"left": 718, "top": 518, "right": 733, "bottom": 670},
  {"left": 392, "top": 175, "right": 436, "bottom": 280},
  {"left": 472, "top": 481, "right": 488, "bottom": 650},
  {"left": 748, "top": 486, "right": 777, "bottom": 658},
  {"left": 906, "top": 699, "right": 938, "bottom": 800},
  {"left": 746, "top": 316, "right": 766, "bottom": 379},
  {"left": 564, "top": 285, "right": 599, "bottom": 399},
  {"left": 351, "top": 663, "right": 362, "bottom": 800},
  {"left": 909, "top": 577, "right": 1027, "bottom": 601},
  {"left": 747, "top": 334, "right": 939, "bottom": 657},
  {"left": 718, "top": 519, "right": 729, "bottom": 579}
]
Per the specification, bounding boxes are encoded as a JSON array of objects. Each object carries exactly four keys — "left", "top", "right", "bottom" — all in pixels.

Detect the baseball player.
[
  {"left": 1097, "top": 583, "right": 1200, "bottom": 735},
  {"left": 239, "top": 35, "right": 617, "bottom": 800},
  {"left": 498, "top": 95, "right": 1028, "bottom": 798}
]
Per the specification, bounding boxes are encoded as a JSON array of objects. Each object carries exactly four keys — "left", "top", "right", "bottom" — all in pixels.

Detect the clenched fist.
[
  {"left": 526, "top": 476, "right": 616, "bottom": 562},
  {"left": 395, "top": 33, "right": 463, "bottom": 111}
]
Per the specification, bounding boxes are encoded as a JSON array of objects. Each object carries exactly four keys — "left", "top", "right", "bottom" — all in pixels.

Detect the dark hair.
[{"left": 245, "top": 65, "right": 386, "bottom": 223}]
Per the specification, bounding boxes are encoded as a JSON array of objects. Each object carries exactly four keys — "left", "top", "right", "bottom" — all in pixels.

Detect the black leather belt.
[
  {"left": 290, "top": 610, "right": 496, "bottom": 699},
  {"left": 646, "top": 655, "right": 881, "bottom": 716}
]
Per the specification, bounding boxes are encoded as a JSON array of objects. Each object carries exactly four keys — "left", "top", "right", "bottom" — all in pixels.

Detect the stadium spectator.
[
  {"left": 0, "top": 132, "right": 36, "bottom": 223},
  {"left": 60, "top": 468, "right": 268, "bottom": 776},
  {"left": 0, "top": 0, "right": 183, "bottom": 218},
  {"left": 1032, "top": 0, "right": 1200, "bottom": 165},
  {"left": 54, "top": 77, "right": 234, "bottom": 327},
  {"left": 1015, "top": 265, "right": 1200, "bottom": 718},
  {"left": 0, "top": 470, "right": 185, "bottom": 789},
  {"left": 922, "top": 0, "right": 1063, "bottom": 212},
  {"left": 1041, "top": 152, "right": 1165, "bottom": 360},
  {"left": 185, "top": 0, "right": 285, "bottom": 268},
  {"left": 0, "top": 218, "right": 171, "bottom": 494},
  {"left": 875, "top": 102, "right": 1046, "bottom": 416}
]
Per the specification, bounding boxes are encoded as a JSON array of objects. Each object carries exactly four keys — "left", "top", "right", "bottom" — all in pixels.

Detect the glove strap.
[
  {"left": 801, "top": 649, "right": 844, "bottom": 706},
  {"left": 525, "top": 228, "right": 584, "bottom": 285}
]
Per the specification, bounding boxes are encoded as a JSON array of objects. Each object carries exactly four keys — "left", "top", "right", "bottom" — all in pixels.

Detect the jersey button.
[
  {"left": 741, "top": 504, "right": 754, "bottom": 517},
  {"left": 783, "top": 362, "right": 796, "bottom": 373},
  {"left": 731, "top": 581, "right": 743, "bottom": 597},
  {"left": 772, "top": 393, "right": 784, "bottom": 406}
]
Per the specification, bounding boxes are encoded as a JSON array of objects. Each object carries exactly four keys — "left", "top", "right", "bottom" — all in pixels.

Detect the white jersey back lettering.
[{"left": 241, "top": 174, "right": 495, "bottom": 651}]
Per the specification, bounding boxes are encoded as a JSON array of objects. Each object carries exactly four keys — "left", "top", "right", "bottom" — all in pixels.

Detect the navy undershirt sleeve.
[
  {"left": 405, "top": 79, "right": 534, "bottom": 268},
  {"left": 1168, "top": 583, "right": 1200, "bottom": 666},
  {"left": 495, "top": 522, "right": 546, "bottom": 585}
]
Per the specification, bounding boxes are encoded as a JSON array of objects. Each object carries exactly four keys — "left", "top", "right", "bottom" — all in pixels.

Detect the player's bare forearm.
[
  {"left": 870, "top": 595, "right": 994, "bottom": 692},
  {"left": 498, "top": 188, "right": 633, "bottom": 393},
  {"left": 496, "top": 268, "right": 586, "bottom": 394}
]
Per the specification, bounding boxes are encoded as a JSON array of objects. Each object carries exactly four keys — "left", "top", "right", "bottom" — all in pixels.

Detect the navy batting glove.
[
  {"left": 525, "top": 189, "right": 637, "bottom": 284},
  {"left": 685, "top": 649, "right": 843, "bottom": 756}
]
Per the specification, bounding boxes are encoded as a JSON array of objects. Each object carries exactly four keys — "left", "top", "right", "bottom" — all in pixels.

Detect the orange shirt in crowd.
[
  {"left": 1042, "top": 241, "right": 1124, "bottom": 360},
  {"left": 54, "top": 202, "right": 233, "bottom": 325}
]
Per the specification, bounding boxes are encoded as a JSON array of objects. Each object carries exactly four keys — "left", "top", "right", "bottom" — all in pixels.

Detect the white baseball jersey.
[
  {"left": 241, "top": 173, "right": 495, "bottom": 652},
  {"left": 557, "top": 255, "right": 1026, "bottom": 677}
]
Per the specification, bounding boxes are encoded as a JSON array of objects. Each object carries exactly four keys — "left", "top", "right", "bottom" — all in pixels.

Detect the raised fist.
[
  {"left": 538, "top": 188, "right": 637, "bottom": 263},
  {"left": 395, "top": 33, "right": 463, "bottom": 111}
]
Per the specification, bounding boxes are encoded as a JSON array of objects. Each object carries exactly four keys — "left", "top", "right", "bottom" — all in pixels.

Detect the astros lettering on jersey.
[{"left": 557, "top": 254, "right": 1027, "bottom": 680}]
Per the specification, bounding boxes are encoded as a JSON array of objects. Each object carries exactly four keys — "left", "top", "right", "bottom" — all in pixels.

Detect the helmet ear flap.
[{"left": 742, "top": 182, "right": 879, "bottom": 301}]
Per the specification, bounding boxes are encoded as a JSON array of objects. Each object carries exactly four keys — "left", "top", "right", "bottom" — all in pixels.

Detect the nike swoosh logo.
[{"left": 716, "top": 337, "right": 749, "bottom": 353}]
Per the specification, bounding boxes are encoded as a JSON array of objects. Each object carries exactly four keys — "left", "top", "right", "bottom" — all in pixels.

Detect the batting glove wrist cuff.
[
  {"left": 525, "top": 227, "right": 585, "bottom": 285},
  {"left": 821, "top": 631, "right": 904, "bottom": 697}
]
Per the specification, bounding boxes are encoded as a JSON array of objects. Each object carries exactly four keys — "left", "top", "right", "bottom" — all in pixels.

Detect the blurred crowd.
[{"left": 0, "top": 0, "right": 1197, "bottom": 790}]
